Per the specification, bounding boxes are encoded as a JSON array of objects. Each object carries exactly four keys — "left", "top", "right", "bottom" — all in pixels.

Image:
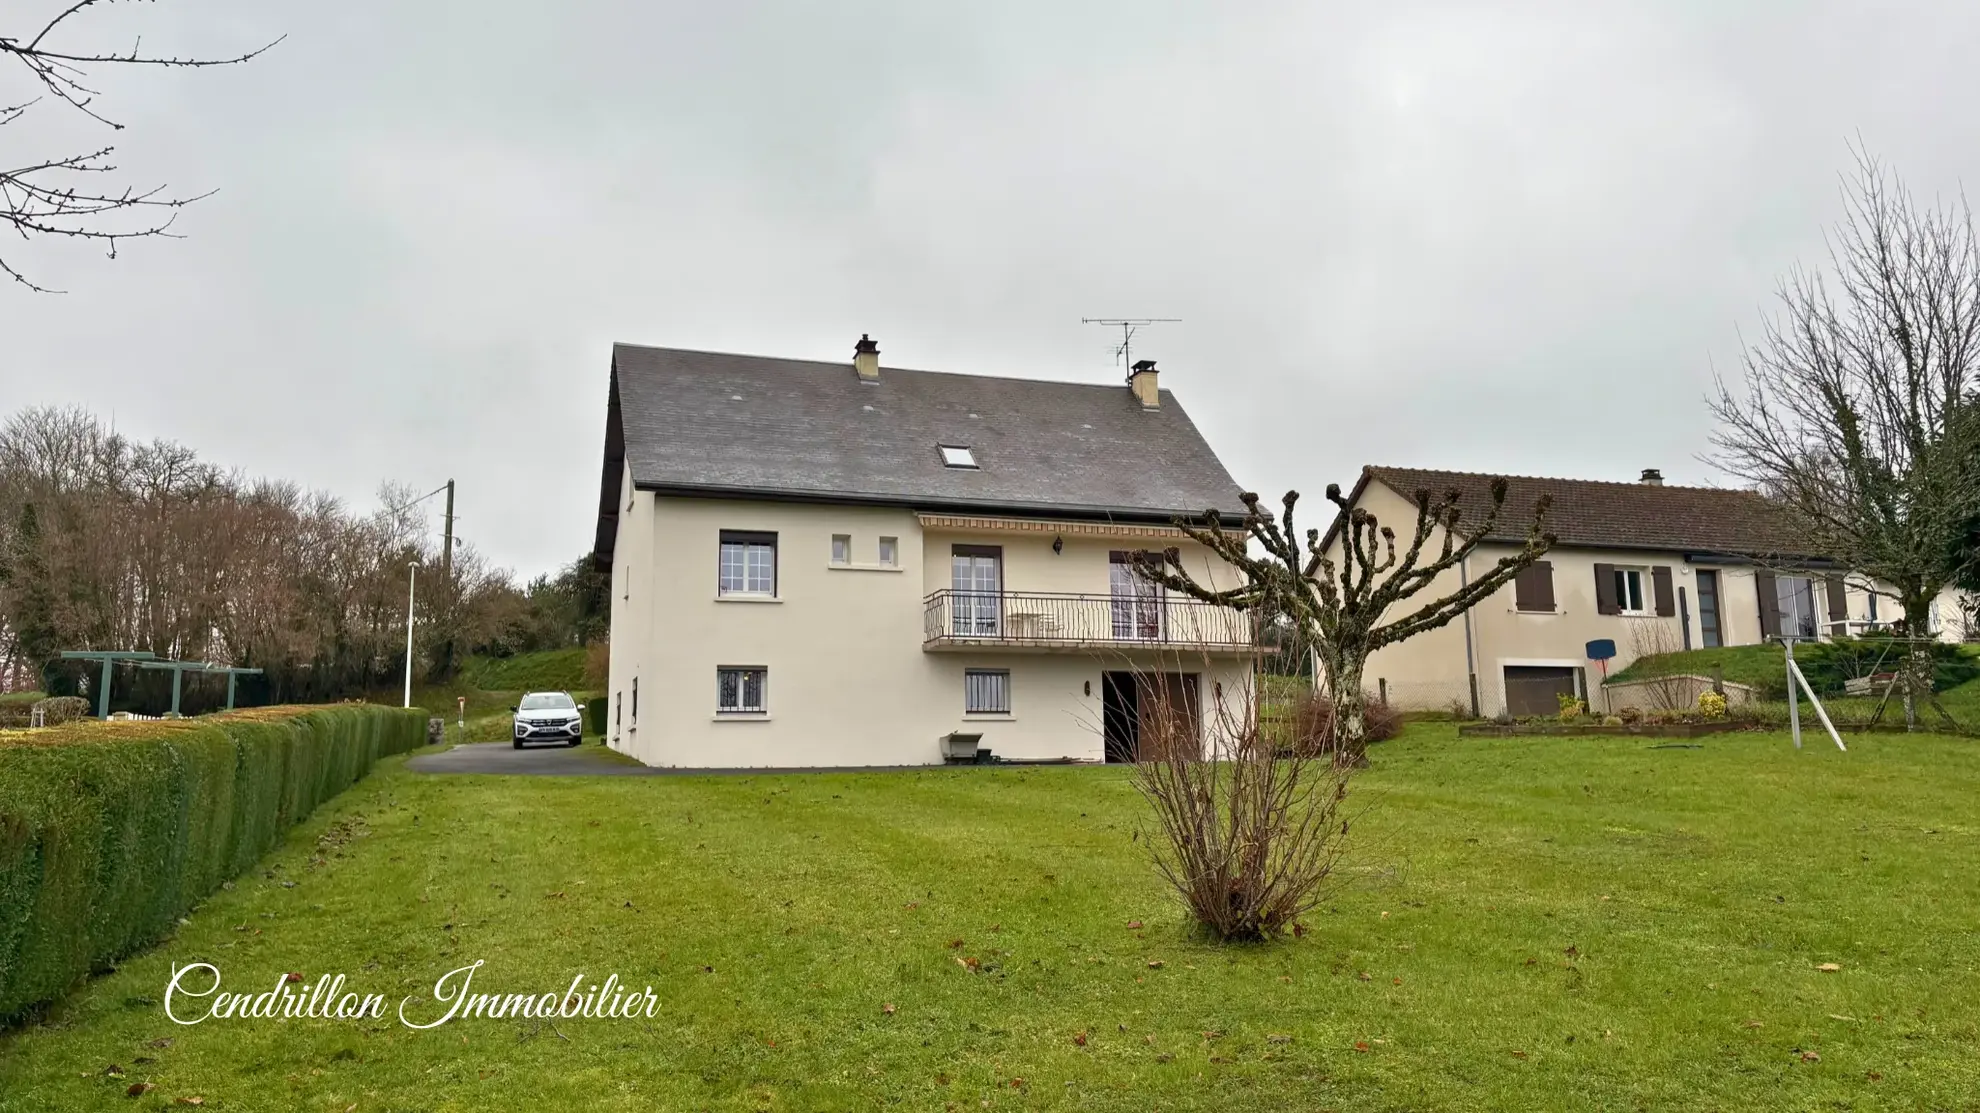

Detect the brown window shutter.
[
  {"left": 1825, "top": 576, "right": 1848, "bottom": 620},
  {"left": 1514, "top": 561, "right": 1555, "bottom": 611},
  {"left": 1593, "top": 563, "right": 1619, "bottom": 615},
  {"left": 1651, "top": 566, "right": 1676, "bottom": 617},
  {"left": 1754, "top": 570, "right": 1780, "bottom": 638}
]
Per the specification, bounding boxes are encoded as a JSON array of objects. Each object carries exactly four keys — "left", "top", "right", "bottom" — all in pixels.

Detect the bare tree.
[
  {"left": 2, "top": 1, "right": 276, "bottom": 290},
  {"left": 1709, "top": 149, "right": 1980, "bottom": 728},
  {"left": 1136, "top": 480, "right": 1553, "bottom": 755}
]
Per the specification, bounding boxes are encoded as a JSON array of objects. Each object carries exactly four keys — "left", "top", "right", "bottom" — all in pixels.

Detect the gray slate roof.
[{"left": 595, "top": 344, "right": 1246, "bottom": 562}]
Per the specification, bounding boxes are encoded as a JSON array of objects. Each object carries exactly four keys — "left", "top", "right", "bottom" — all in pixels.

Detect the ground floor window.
[
  {"left": 717, "top": 667, "right": 767, "bottom": 713},
  {"left": 1776, "top": 575, "right": 1818, "bottom": 638},
  {"left": 965, "top": 669, "right": 1010, "bottom": 714}
]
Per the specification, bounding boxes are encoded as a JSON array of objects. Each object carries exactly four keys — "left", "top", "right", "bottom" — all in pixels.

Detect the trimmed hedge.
[
  {"left": 0, "top": 704, "right": 427, "bottom": 1021},
  {"left": 586, "top": 695, "right": 608, "bottom": 739}
]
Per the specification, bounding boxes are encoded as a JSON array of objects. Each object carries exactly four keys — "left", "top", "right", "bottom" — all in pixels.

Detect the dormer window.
[{"left": 939, "top": 445, "right": 977, "bottom": 469}]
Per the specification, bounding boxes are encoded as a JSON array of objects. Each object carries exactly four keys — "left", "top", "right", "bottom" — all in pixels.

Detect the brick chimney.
[
  {"left": 852, "top": 334, "right": 879, "bottom": 382},
  {"left": 1639, "top": 468, "right": 1664, "bottom": 486},
  {"left": 1129, "top": 359, "right": 1159, "bottom": 409}
]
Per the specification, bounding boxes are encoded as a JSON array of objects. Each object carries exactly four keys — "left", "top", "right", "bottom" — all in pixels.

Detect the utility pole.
[
  {"left": 403, "top": 561, "right": 418, "bottom": 709},
  {"left": 442, "top": 479, "right": 455, "bottom": 584}
]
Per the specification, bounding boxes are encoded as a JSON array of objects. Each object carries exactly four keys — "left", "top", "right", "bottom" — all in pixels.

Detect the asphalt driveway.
[
  {"left": 405, "top": 742, "right": 942, "bottom": 777},
  {"left": 407, "top": 742, "right": 663, "bottom": 776}
]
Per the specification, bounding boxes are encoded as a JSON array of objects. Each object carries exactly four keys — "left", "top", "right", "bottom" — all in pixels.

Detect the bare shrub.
[
  {"left": 1287, "top": 691, "right": 1401, "bottom": 762},
  {"left": 1624, "top": 619, "right": 1691, "bottom": 712},
  {"left": 1132, "top": 670, "right": 1356, "bottom": 942}
]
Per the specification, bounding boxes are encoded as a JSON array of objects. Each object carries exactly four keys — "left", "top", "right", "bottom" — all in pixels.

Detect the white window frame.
[
  {"left": 878, "top": 536, "right": 899, "bottom": 567},
  {"left": 718, "top": 533, "right": 777, "bottom": 597},
  {"left": 831, "top": 534, "right": 851, "bottom": 565},
  {"left": 1613, "top": 567, "right": 1648, "bottom": 616},
  {"left": 1776, "top": 574, "right": 1818, "bottom": 639},
  {"left": 964, "top": 669, "right": 1011, "bottom": 715},
  {"left": 716, "top": 666, "right": 768, "bottom": 714}
]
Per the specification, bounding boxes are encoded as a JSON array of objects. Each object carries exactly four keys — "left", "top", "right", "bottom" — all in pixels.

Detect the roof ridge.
[
  {"left": 612, "top": 341, "right": 1163, "bottom": 396},
  {"left": 1366, "top": 464, "right": 1758, "bottom": 496}
]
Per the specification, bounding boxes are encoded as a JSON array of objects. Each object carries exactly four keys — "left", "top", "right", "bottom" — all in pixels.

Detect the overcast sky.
[{"left": 6, "top": 0, "right": 1979, "bottom": 577}]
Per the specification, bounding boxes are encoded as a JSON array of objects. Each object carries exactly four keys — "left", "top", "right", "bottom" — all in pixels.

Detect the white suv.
[{"left": 512, "top": 691, "right": 584, "bottom": 748}]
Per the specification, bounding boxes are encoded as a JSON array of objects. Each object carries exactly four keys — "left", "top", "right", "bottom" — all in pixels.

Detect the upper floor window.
[
  {"left": 938, "top": 445, "right": 977, "bottom": 469},
  {"left": 831, "top": 534, "right": 851, "bottom": 565},
  {"left": 878, "top": 536, "right": 899, "bottom": 566},
  {"left": 1612, "top": 567, "right": 1647, "bottom": 615},
  {"left": 1513, "top": 561, "right": 1555, "bottom": 612},
  {"left": 718, "top": 530, "right": 777, "bottom": 596}
]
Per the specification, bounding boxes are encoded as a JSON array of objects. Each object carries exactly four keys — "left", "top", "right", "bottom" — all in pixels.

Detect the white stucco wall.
[{"left": 605, "top": 483, "right": 1254, "bottom": 768}]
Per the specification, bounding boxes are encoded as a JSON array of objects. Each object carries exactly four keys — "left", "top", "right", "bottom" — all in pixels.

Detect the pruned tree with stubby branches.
[
  {"left": 1136, "top": 479, "right": 1553, "bottom": 757},
  {"left": 3, "top": 1, "right": 277, "bottom": 291},
  {"left": 1709, "top": 148, "right": 1980, "bottom": 729}
]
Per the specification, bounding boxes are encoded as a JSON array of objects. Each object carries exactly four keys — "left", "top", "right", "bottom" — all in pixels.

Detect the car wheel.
[
  {"left": 567, "top": 736, "right": 582, "bottom": 747},
  {"left": 512, "top": 738, "right": 524, "bottom": 749}
]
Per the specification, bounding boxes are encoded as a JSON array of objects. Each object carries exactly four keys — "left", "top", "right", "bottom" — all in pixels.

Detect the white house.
[
  {"left": 592, "top": 338, "right": 1256, "bottom": 768},
  {"left": 1323, "top": 466, "right": 1975, "bottom": 718}
]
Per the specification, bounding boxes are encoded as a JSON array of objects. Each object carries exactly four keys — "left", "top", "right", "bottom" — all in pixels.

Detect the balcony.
[{"left": 922, "top": 590, "right": 1259, "bottom": 654}]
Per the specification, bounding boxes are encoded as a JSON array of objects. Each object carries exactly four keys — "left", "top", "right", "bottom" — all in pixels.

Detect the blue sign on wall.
[{"left": 1585, "top": 639, "right": 1617, "bottom": 661}]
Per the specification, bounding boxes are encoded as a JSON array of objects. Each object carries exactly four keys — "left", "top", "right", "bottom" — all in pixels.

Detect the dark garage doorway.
[{"left": 1503, "top": 665, "right": 1581, "bottom": 718}]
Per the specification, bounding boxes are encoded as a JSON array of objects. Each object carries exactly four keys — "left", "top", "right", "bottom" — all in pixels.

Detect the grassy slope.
[
  {"left": 1609, "top": 644, "right": 1980, "bottom": 728},
  {"left": 454, "top": 650, "right": 588, "bottom": 695},
  {"left": 3, "top": 725, "right": 1977, "bottom": 1111},
  {"left": 1605, "top": 644, "right": 1788, "bottom": 690}
]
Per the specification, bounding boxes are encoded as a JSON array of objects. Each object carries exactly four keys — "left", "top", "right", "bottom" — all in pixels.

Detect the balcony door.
[
  {"left": 951, "top": 545, "right": 1003, "bottom": 636},
  {"left": 1110, "top": 551, "right": 1164, "bottom": 640}
]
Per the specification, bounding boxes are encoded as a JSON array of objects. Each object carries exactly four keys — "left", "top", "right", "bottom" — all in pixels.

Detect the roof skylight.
[{"left": 939, "top": 445, "right": 977, "bottom": 469}]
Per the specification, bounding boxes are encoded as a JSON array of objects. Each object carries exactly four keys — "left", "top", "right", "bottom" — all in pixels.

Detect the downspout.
[{"left": 1460, "top": 552, "right": 1479, "bottom": 716}]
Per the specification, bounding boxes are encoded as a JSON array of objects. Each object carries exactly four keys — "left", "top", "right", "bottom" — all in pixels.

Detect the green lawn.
[{"left": 4, "top": 725, "right": 1978, "bottom": 1110}]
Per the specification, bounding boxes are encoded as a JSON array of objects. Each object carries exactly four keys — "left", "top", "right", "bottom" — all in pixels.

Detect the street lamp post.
[{"left": 403, "top": 560, "right": 418, "bottom": 709}]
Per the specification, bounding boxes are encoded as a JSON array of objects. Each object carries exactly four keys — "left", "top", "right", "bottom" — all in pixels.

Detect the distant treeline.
[{"left": 0, "top": 406, "right": 604, "bottom": 713}]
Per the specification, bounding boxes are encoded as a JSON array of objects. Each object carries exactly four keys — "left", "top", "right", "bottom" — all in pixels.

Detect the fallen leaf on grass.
[
  {"left": 1126, "top": 920, "right": 1143, "bottom": 930},
  {"left": 1866, "top": 1071, "right": 1882, "bottom": 1081},
  {"left": 1146, "top": 960, "right": 1164, "bottom": 969},
  {"left": 545, "top": 891, "right": 565, "bottom": 900},
  {"left": 125, "top": 1082, "right": 154, "bottom": 1096},
  {"left": 103, "top": 1065, "right": 124, "bottom": 1077},
  {"left": 1292, "top": 922, "right": 1308, "bottom": 937},
  {"left": 1352, "top": 1041, "right": 1370, "bottom": 1053},
  {"left": 1829, "top": 1014, "right": 1858, "bottom": 1022},
  {"left": 946, "top": 939, "right": 965, "bottom": 949},
  {"left": 1267, "top": 1034, "right": 1292, "bottom": 1045},
  {"left": 956, "top": 956, "right": 981, "bottom": 973},
  {"left": 1742, "top": 1020, "right": 1764, "bottom": 1029},
  {"left": 1073, "top": 1032, "right": 1088, "bottom": 1047},
  {"left": 1392, "top": 977, "right": 1403, "bottom": 986},
  {"left": 1816, "top": 963, "right": 1842, "bottom": 973},
  {"left": 285, "top": 971, "right": 304, "bottom": 984},
  {"left": 1510, "top": 1050, "right": 1528, "bottom": 1060},
  {"left": 1356, "top": 972, "right": 1371, "bottom": 981},
  {"left": 1563, "top": 945, "right": 1580, "bottom": 960},
  {"left": 881, "top": 1003, "right": 896, "bottom": 1016},
  {"left": 1800, "top": 1050, "right": 1822, "bottom": 1062}
]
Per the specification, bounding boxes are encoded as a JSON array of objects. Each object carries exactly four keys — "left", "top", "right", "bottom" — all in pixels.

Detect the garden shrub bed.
[
  {"left": 0, "top": 704, "right": 427, "bottom": 1021},
  {"left": 1458, "top": 721, "right": 1746, "bottom": 738}
]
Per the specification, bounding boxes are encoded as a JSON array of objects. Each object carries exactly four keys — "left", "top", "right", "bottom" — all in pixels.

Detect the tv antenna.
[{"left": 1082, "top": 317, "right": 1179, "bottom": 375}]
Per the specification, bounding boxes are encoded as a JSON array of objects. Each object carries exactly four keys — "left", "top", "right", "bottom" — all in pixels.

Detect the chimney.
[
  {"left": 1128, "top": 359, "right": 1160, "bottom": 408},
  {"left": 852, "top": 333, "right": 880, "bottom": 382},
  {"left": 1639, "top": 468, "right": 1664, "bottom": 486}
]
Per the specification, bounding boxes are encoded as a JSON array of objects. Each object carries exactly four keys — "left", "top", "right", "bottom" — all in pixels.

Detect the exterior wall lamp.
[{"left": 1052, "top": 535, "right": 1063, "bottom": 554}]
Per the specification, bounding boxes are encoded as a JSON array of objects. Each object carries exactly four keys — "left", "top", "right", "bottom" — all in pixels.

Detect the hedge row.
[{"left": 0, "top": 704, "right": 428, "bottom": 1021}]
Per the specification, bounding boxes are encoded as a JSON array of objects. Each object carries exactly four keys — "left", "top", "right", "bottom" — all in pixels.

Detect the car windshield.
[{"left": 518, "top": 693, "right": 575, "bottom": 711}]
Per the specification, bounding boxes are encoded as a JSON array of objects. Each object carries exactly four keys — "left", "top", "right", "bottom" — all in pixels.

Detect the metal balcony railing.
[{"left": 922, "top": 590, "right": 1257, "bottom": 651}]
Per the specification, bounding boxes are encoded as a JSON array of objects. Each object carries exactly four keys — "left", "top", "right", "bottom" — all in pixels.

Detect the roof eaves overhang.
[{"left": 630, "top": 479, "right": 1246, "bottom": 528}]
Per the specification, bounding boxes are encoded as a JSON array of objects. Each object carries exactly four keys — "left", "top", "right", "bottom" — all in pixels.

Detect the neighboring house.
[
  {"left": 1324, "top": 466, "right": 1973, "bottom": 718},
  {"left": 591, "top": 338, "right": 1255, "bottom": 768}
]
